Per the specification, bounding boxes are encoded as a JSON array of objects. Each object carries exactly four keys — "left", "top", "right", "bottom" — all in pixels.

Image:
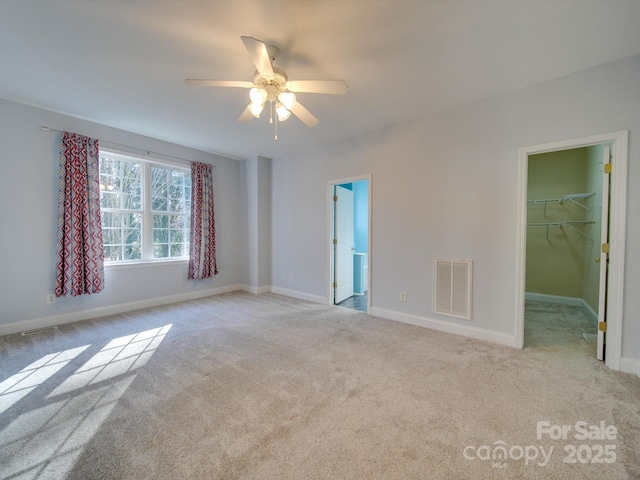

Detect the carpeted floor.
[{"left": 1, "top": 293, "right": 639, "bottom": 479}]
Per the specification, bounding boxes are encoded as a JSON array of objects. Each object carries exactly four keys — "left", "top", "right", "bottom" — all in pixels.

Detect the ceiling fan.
[{"left": 184, "top": 36, "right": 348, "bottom": 139}]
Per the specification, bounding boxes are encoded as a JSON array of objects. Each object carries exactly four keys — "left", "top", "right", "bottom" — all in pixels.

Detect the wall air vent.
[{"left": 434, "top": 259, "right": 472, "bottom": 320}]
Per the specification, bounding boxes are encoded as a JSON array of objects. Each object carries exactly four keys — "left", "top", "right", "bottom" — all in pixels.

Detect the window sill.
[{"left": 104, "top": 258, "right": 189, "bottom": 270}]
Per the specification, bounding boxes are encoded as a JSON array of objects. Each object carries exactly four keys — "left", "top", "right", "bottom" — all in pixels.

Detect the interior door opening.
[
  {"left": 328, "top": 177, "right": 371, "bottom": 314},
  {"left": 524, "top": 145, "right": 609, "bottom": 359},
  {"left": 516, "top": 130, "right": 627, "bottom": 371}
]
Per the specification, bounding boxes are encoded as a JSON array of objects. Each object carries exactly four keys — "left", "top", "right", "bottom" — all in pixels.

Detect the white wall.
[
  {"left": 257, "top": 157, "right": 272, "bottom": 288},
  {"left": 241, "top": 156, "right": 271, "bottom": 292},
  {"left": 271, "top": 54, "right": 640, "bottom": 362},
  {"left": 0, "top": 99, "right": 243, "bottom": 334}
]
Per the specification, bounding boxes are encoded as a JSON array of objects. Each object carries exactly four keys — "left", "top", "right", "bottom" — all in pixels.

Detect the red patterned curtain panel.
[
  {"left": 188, "top": 161, "right": 218, "bottom": 280},
  {"left": 55, "top": 132, "right": 105, "bottom": 297}
]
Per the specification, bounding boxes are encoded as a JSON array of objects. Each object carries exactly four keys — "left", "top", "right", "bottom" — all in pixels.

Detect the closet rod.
[
  {"left": 40, "top": 126, "right": 215, "bottom": 167},
  {"left": 527, "top": 193, "right": 595, "bottom": 206},
  {"left": 528, "top": 220, "right": 596, "bottom": 241}
]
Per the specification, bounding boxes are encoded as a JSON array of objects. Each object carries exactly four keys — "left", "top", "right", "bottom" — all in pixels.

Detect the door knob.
[{"left": 595, "top": 257, "right": 600, "bottom": 263}]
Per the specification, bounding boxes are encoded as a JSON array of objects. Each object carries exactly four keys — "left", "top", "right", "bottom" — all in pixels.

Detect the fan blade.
[
  {"left": 184, "top": 79, "right": 253, "bottom": 88},
  {"left": 289, "top": 101, "right": 319, "bottom": 127},
  {"left": 241, "top": 36, "right": 274, "bottom": 78},
  {"left": 286, "top": 80, "right": 348, "bottom": 95},
  {"left": 238, "top": 105, "right": 254, "bottom": 123}
]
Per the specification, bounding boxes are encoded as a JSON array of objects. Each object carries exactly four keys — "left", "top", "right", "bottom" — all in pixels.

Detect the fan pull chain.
[{"left": 275, "top": 110, "right": 278, "bottom": 141}]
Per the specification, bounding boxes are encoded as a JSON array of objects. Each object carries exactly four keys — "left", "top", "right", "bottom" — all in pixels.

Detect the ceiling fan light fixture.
[
  {"left": 249, "top": 87, "right": 267, "bottom": 106},
  {"left": 249, "top": 103, "right": 264, "bottom": 118},
  {"left": 278, "top": 91, "right": 296, "bottom": 110},
  {"left": 185, "top": 36, "right": 346, "bottom": 136},
  {"left": 275, "top": 102, "right": 291, "bottom": 121}
]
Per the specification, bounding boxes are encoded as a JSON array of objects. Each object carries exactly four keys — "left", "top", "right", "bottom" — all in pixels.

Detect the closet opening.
[
  {"left": 524, "top": 146, "right": 606, "bottom": 358},
  {"left": 515, "top": 131, "right": 627, "bottom": 370}
]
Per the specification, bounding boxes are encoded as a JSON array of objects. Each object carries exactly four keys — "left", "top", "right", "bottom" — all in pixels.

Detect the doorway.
[
  {"left": 328, "top": 176, "right": 371, "bottom": 313},
  {"left": 524, "top": 146, "right": 607, "bottom": 357},
  {"left": 515, "top": 131, "right": 628, "bottom": 370}
]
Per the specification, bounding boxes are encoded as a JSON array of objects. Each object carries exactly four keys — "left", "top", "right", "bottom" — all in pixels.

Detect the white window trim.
[
  {"left": 100, "top": 148, "right": 191, "bottom": 266},
  {"left": 104, "top": 258, "right": 189, "bottom": 270}
]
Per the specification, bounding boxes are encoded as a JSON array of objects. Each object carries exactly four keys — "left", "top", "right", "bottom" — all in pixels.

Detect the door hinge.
[
  {"left": 333, "top": 195, "right": 338, "bottom": 202},
  {"left": 598, "top": 321, "right": 607, "bottom": 332},
  {"left": 333, "top": 238, "right": 337, "bottom": 245},
  {"left": 604, "top": 163, "right": 612, "bottom": 174},
  {"left": 332, "top": 282, "right": 337, "bottom": 288},
  {"left": 601, "top": 243, "right": 610, "bottom": 254}
]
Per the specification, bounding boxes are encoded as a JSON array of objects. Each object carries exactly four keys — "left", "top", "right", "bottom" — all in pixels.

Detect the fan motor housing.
[{"left": 254, "top": 67, "right": 288, "bottom": 94}]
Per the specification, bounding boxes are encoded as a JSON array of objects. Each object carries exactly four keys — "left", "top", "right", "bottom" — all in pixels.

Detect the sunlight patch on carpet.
[
  {"left": 0, "top": 324, "right": 172, "bottom": 479},
  {"left": 0, "top": 346, "right": 89, "bottom": 415}
]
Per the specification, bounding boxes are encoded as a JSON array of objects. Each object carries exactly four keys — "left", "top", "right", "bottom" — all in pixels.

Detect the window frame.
[{"left": 99, "top": 149, "right": 191, "bottom": 267}]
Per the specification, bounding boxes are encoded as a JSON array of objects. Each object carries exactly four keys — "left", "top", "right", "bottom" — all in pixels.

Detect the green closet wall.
[{"left": 526, "top": 146, "right": 604, "bottom": 313}]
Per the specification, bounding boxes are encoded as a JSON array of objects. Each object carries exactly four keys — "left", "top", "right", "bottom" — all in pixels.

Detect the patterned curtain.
[
  {"left": 188, "top": 161, "right": 218, "bottom": 280},
  {"left": 55, "top": 132, "right": 105, "bottom": 297}
]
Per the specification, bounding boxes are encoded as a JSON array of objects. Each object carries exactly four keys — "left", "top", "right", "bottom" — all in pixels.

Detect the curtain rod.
[{"left": 40, "top": 126, "right": 215, "bottom": 167}]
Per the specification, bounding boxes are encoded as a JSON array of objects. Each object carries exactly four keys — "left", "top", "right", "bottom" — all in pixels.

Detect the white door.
[
  {"left": 334, "top": 185, "right": 354, "bottom": 304},
  {"left": 597, "top": 145, "right": 611, "bottom": 361}
]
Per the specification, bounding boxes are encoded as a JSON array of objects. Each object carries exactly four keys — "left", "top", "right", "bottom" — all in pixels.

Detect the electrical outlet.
[
  {"left": 400, "top": 292, "right": 407, "bottom": 302},
  {"left": 46, "top": 294, "right": 55, "bottom": 304},
  {"left": 288, "top": 274, "right": 294, "bottom": 283}
]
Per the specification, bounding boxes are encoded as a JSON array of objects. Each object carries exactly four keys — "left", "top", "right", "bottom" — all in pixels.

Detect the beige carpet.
[{"left": 1, "top": 293, "right": 639, "bottom": 479}]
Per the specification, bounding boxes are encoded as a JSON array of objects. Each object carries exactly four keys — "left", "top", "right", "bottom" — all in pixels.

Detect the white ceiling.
[{"left": 1, "top": 1, "right": 639, "bottom": 160}]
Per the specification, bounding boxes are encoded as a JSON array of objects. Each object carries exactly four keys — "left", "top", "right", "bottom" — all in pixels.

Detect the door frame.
[
  {"left": 327, "top": 174, "right": 372, "bottom": 313},
  {"left": 515, "top": 131, "right": 628, "bottom": 370},
  {"left": 334, "top": 185, "right": 355, "bottom": 304},
  {"left": 597, "top": 145, "right": 611, "bottom": 361}
]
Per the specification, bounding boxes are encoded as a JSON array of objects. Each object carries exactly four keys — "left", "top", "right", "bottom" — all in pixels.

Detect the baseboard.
[
  {"left": 0, "top": 284, "right": 243, "bottom": 337},
  {"left": 370, "top": 307, "right": 516, "bottom": 348},
  {"left": 580, "top": 299, "right": 598, "bottom": 324},
  {"left": 269, "top": 286, "right": 326, "bottom": 305},
  {"left": 619, "top": 357, "right": 640, "bottom": 378},
  {"left": 525, "top": 293, "right": 599, "bottom": 325},
  {"left": 525, "top": 292, "right": 583, "bottom": 306},
  {"left": 268, "top": 290, "right": 516, "bottom": 348},
  {"left": 238, "top": 284, "right": 271, "bottom": 295}
]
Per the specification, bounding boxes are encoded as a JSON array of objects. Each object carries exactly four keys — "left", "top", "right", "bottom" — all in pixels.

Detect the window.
[
  {"left": 150, "top": 164, "right": 191, "bottom": 258},
  {"left": 99, "top": 151, "right": 191, "bottom": 264}
]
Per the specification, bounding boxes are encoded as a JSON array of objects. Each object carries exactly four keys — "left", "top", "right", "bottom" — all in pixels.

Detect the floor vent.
[
  {"left": 21, "top": 326, "right": 59, "bottom": 336},
  {"left": 434, "top": 259, "right": 473, "bottom": 320}
]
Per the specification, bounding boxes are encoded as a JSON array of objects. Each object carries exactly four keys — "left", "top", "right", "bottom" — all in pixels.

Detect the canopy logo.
[
  {"left": 463, "top": 441, "right": 553, "bottom": 468},
  {"left": 463, "top": 421, "right": 618, "bottom": 469}
]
